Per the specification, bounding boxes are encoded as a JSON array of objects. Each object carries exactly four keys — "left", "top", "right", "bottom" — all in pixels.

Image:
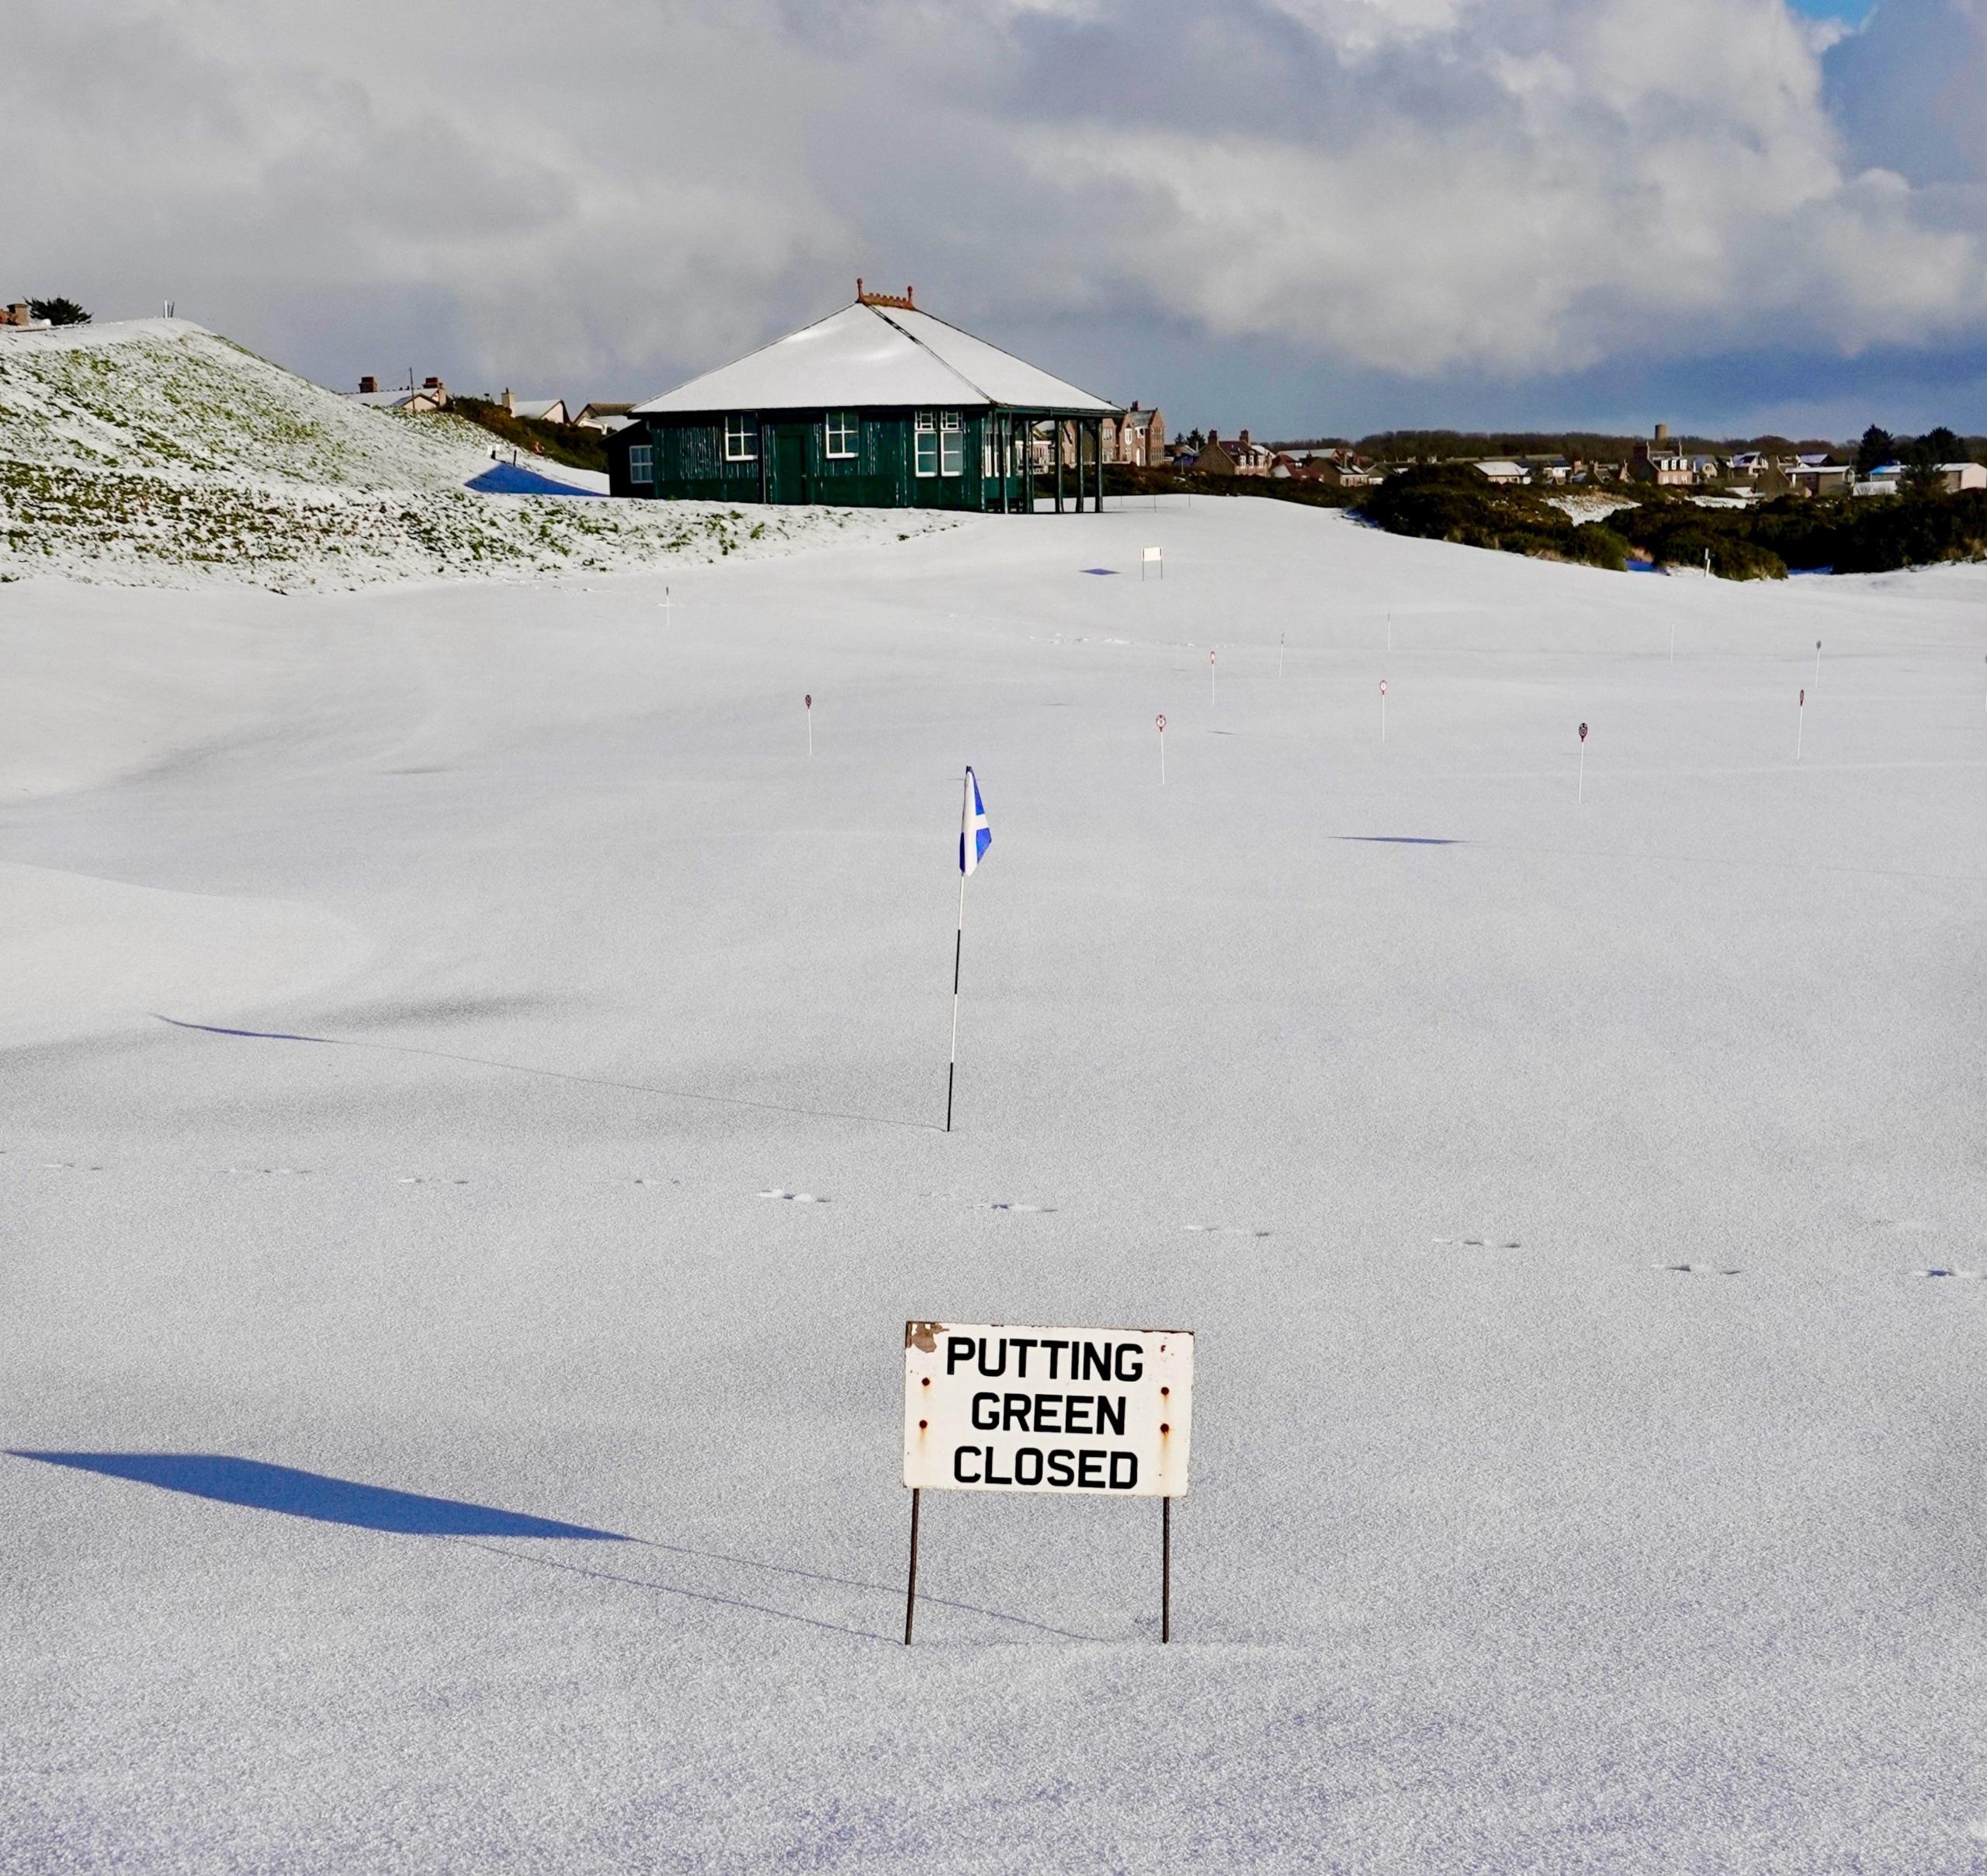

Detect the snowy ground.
[{"left": 4, "top": 498, "right": 1986, "bottom": 1874}]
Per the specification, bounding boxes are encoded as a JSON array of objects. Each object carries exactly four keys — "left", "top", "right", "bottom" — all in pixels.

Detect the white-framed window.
[
  {"left": 825, "top": 410, "right": 858, "bottom": 459},
  {"left": 940, "top": 409, "right": 963, "bottom": 477},
  {"left": 628, "top": 442, "right": 654, "bottom": 485},
  {"left": 724, "top": 414, "right": 758, "bottom": 462},
  {"left": 914, "top": 410, "right": 938, "bottom": 478}
]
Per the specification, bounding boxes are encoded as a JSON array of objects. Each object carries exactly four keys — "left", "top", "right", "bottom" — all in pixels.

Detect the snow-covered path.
[{"left": 4, "top": 501, "right": 1985, "bottom": 1872}]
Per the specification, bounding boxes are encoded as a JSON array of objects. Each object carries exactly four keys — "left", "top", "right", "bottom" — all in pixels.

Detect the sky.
[{"left": 5, "top": 0, "right": 1984, "bottom": 441}]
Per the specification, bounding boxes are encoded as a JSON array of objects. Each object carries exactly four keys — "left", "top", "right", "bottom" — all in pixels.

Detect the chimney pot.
[{"left": 359, "top": 375, "right": 377, "bottom": 394}]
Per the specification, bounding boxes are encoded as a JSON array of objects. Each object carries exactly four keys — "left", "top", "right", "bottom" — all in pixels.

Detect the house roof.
[
  {"left": 510, "top": 399, "right": 566, "bottom": 421},
  {"left": 576, "top": 401, "right": 633, "bottom": 418},
  {"left": 1474, "top": 460, "right": 1529, "bottom": 478},
  {"left": 633, "top": 300, "right": 1118, "bottom": 417},
  {"left": 346, "top": 387, "right": 439, "bottom": 410}
]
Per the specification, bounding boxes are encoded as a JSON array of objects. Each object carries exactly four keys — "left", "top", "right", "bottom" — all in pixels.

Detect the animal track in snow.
[
  {"left": 1911, "top": 1268, "right": 1983, "bottom": 1281},
  {"left": 398, "top": 1176, "right": 471, "bottom": 1186},
  {"left": 220, "top": 1166, "right": 314, "bottom": 1177},
  {"left": 1185, "top": 1224, "right": 1273, "bottom": 1238},
  {"left": 1433, "top": 1236, "right": 1523, "bottom": 1249},
  {"left": 759, "top": 1189, "right": 831, "bottom": 1203},
  {"left": 1657, "top": 1263, "right": 1742, "bottom": 1277},
  {"left": 987, "top": 1202, "right": 1056, "bottom": 1213},
  {"left": 40, "top": 1161, "right": 103, "bottom": 1172}
]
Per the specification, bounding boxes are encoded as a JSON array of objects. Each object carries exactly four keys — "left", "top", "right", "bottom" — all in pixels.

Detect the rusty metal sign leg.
[
  {"left": 1161, "top": 1495, "right": 1171, "bottom": 1643},
  {"left": 903, "top": 1488, "right": 922, "bottom": 1645}
]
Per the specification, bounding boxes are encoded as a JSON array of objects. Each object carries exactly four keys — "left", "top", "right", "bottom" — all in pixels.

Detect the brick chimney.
[
  {"left": 423, "top": 376, "right": 441, "bottom": 390},
  {"left": 1239, "top": 428, "right": 1252, "bottom": 449},
  {"left": 359, "top": 375, "right": 377, "bottom": 394},
  {"left": 1655, "top": 422, "right": 1670, "bottom": 444}
]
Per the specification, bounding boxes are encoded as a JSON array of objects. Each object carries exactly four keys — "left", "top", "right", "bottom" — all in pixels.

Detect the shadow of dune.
[
  {"left": 151, "top": 1014, "right": 939, "bottom": 1133},
  {"left": 9, "top": 1452, "right": 625, "bottom": 1538}
]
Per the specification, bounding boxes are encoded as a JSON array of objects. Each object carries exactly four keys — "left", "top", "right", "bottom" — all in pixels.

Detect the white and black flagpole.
[
  {"left": 946, "top": 766, "right": 990, "bottom": 1132},
  {"left": 946, "top": 856, "right": 966, "bottom": 1132}
]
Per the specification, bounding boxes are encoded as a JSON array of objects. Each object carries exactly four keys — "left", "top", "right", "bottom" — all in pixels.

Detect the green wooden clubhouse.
[{"left": 605, "top": 285, "right": 1120, "bottom": 512}]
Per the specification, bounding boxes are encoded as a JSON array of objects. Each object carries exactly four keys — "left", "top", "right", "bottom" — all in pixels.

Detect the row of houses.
[
  {"left": 342, "top": 376, "right": 634, "bottom": 432},
  {"left": 1477, "top": 427, "right": 1987, "bottom": 498},
  {"left": 498, "top": 394, "right": 637, "bottom": 432}
]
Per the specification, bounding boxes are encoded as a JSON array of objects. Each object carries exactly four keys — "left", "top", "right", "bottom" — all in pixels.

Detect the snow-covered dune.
[{"left": 0, "top": 321, "right": 951, "bottom": 587}]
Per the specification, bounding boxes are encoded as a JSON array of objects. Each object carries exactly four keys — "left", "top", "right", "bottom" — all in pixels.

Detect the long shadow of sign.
[
  {"left": 9, "top": 1451, "right": 624, "bottom": 1539},
  {"left": 11, "top": 1451, "right": 1111, "bottom": 1645}
]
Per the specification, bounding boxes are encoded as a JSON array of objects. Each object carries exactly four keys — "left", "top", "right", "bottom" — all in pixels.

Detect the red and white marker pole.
[
  {"left": 1797, "top": 688, "right": 1805, "bottom": 762},
  {"left": 805, "top": 692, "right": 813, "bottom": 757},
  {"left": 1814, "top": 640, "right": 1822, "bottom": 689},
  {"left": 1156, "top": 713, "right": 1167, "bottom": 784},
  {"left": 1578, "top": 720, "right": 1588, "bottom": 801},
  {"left": 1209, "top": 647, "right": 1216, "bottom": 709},
  {"left": 1380, "top": 677, "right": 1389, "bottom": 744}
]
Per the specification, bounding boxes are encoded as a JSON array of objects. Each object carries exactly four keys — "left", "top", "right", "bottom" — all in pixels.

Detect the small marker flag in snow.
[
  {"left": 948, "top": 768, "right": 991, "bottom": 1131},
  {"left": 960, "top": 767, "right": 991, "bottom": 876}
]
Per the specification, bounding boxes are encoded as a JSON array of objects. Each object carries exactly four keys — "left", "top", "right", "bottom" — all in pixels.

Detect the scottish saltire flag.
[{"left": 960, "top": 767, "right": 991, "bottom": 876}]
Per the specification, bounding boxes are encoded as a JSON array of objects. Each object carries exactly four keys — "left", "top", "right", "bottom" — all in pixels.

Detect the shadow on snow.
[{"left": 9, "top": 1451, "right": 623, "bottom": 1538}]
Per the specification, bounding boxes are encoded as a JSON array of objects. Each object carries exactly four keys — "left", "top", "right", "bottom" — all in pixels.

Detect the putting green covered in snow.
[{"left": 2, "top": 498, "right": 1985, "bottom": 1872}]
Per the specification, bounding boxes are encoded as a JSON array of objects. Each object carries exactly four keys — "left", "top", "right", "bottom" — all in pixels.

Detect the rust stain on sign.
[{"left": 905, "top": 1319, "right": 946, "bottom": 1353}]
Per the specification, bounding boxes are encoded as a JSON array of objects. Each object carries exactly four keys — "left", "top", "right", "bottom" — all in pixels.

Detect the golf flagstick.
[{"left": 947, "top": 768, "right": 991, "bottom": 1132}]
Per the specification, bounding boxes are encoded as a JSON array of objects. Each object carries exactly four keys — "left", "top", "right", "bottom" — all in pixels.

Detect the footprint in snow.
[
  {"left": 1912, "top": 1268, "right": 1983, "bottom": 1281},
  {"left": 760, "top": 1190, "right": 831, "bottom": 1203},
  {"left": 1867, "top": 1219, "right": 1937, "bottom": 1234},
  {"left": 42, "top": 1162, "right": 103, "bottom": 1172},
  {"left": 1433, "top": 1236, "right": 1523, "bottom": 1249},
  {"left": 988, "top": 1202, "right": 1056, "bottom": 1213},
  {"left": 221, "top": 1167, "right": 314, "bottom": 1177},
  {"left": 1658, "top": 1263, "right": 1742, "bottom": 1277},
  {"left": 398, "top": 1176, "right": 471, "bottom": 1186},
  {"left": 1185, "top": 1224, "right": 1273, "bottom": 1238}
]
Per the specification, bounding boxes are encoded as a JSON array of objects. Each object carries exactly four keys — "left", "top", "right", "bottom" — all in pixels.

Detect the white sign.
[
  {"left": 1143, "top": 546, "right": 1163, "bottom": 565},
  {"left": 903, "top": 1320, "right": 1193, "bottom": 1496}
]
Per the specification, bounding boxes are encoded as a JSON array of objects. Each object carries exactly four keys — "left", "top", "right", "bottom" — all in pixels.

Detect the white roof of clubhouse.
[{"left": 634, "top": 299, "right": 1117, "bottom": 417}]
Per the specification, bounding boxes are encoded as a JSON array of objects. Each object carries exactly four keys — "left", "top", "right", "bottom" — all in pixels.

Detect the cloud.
[
  {"left": 1, "top": 0, "right": 1982, "bottom": 421},
  {"left": 1827, "top": 0, "right": 1987, "bottom": 188}
]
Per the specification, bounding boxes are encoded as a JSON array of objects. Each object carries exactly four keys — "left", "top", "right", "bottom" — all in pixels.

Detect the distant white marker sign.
[{"left": 903, "top": 1321, "right": 1193, "bottom": 1496}]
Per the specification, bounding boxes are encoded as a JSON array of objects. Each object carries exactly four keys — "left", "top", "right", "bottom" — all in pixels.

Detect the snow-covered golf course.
[{"left": 4, "top": 496, "right": 1985, "bottom": 1872}]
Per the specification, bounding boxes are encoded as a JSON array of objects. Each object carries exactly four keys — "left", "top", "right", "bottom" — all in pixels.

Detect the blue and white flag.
[{"left": 960, "top": 767, "right": 991, "bottom": 877}]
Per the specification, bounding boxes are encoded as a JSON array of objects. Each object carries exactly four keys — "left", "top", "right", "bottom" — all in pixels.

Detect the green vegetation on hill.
[
  {"left": 29, "top": 296, "right": 92, "bottom": 327},
  {"left": 1358, "top": 466, "right": 1630, "bottom": 570},
  {"left": 450, "top": 397, "right": 609, "bottom": 474},
  {"left": 1355, "top": 467, "right": 1987, "bottom": 579}
]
